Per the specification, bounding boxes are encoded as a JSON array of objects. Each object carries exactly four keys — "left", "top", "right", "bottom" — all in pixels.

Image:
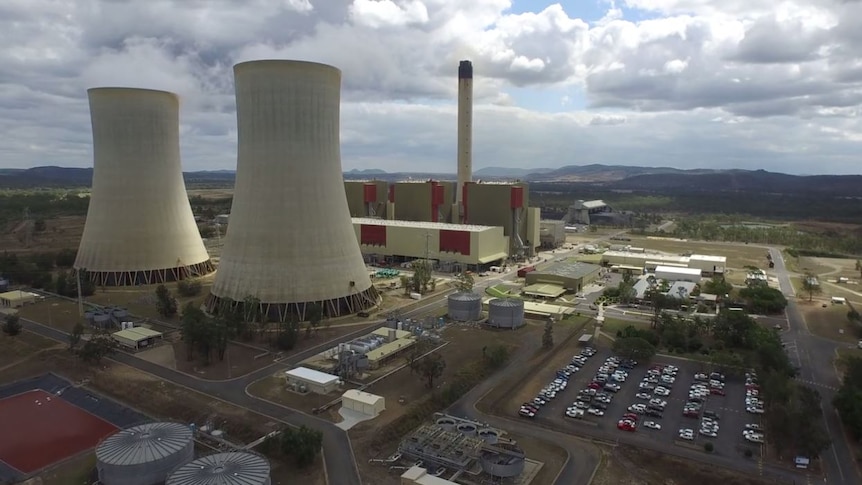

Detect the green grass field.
[{"left": 621, "top": 235, "right": 769, "bottom": 270}]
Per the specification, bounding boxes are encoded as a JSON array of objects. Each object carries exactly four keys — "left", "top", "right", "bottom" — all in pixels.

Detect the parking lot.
[{"left": 522, "top": 347, "right": 764, "bottom": 459}]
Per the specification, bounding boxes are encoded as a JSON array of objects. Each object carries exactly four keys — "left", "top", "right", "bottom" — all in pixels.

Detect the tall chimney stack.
[{"left": 455, "top": 60, "right": 473, "bottom": 216}]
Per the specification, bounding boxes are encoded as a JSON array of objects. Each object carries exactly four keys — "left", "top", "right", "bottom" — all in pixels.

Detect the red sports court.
[{"left": 0, "top": 390, "right": 117, "bottom": 473}]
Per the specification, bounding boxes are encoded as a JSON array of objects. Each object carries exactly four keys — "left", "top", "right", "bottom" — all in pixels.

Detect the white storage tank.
[
  {"left": 166, "top": 452, "right": 271, "bottom": 485},
  {"left": 96, "top": 422, "right": 194, "bottom": 485},
  {"left": 447, "top": 292, "right": 482, "bottom": 321},
  {"left": 487, "top": 299, "right": 525, "bottom": 329}
]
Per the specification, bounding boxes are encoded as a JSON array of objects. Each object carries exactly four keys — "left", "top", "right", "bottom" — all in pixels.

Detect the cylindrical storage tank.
[
  {"left": 166, "top": 452, "right": 271, "bottom": 485},
  {"left": 112, "top": 308, "right": 129, "bottom": 320},
  {"left": 480, "top": 442, "right": 526, "bottom": 478},
  {"left": 387, "top": 329, "right": 397, "bottom": 342},
  {"left": 435, "top": 417, "right": 456, "bottom": 432},
  {"left": 85, "top": 311, "right": 96, "bottom": 325},
  {"left": 478, "top": 428, "right": 499, "bottom": 445},
  {"left": 488, "top": 299, "right": 525, "bottom": 329},
  {"left": 0, "top": 278, "right": 9, "bottom": 291},
  {"left": 97, "top": 422, "right": 194, "bottom": 485},
  {"left": 397, "top": 322, "right": 403, "bottom": 331},
  {"left": 456, "top": 423, "right": 477, "bottom": 436},
  {"left": 447, "top": 292, "right": 482, "bottom": 321},
  {"left": 349, "top": 343, "right": 370, "bottom": 353},
  {"left": 93, "top": 312, "right": 112, "bottom": 328}
]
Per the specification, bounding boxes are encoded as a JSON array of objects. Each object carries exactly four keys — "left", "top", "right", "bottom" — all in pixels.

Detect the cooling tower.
[
  {"left": 456, "top": 60, "right": 473, "bottom": 212},
  {"left": 206, "top": 60, "right": 377, "bottom": 321},
  {"left": 75, "top": 88, "right": 213, "bottom": 286}
]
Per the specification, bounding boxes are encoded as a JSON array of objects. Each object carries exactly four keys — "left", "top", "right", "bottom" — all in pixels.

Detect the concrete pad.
[
  {"left": 336, "top": 407, "right": 376, "bottom": 430},
  {"left": 137, "top": 344, "right": 177, "bottom": 369}
]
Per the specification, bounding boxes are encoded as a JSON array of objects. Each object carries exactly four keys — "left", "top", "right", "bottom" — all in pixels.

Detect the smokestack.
[{"left": 456, "top": 60, "right": 473, "bottom": 211}]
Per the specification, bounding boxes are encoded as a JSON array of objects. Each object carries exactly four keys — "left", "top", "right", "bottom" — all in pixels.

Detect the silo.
[
  {"left": 75, "top": 88, "right": 213, "bottom": 286},
  {"left": 93, "top": 312, "right": 112, "bottom": 329},
  {"left": 206, "top": 60, "right": 377, "bottom": 322},
  {"left": 166, "top": 452, "right": 271, "bottom": 485},
  {"left": 112, "top": 308, "right": 129, "bottom": 321},
  {"left": 487, "top": 299, "right": 525, "bottom": 329},
  {"left": 480, "top": 442, "right": 526, "bottom": 478},
  {"left": 96, "top": 422, "right": 194, "bottom": 485},
  {"left": 447, "top": 292, "right": 482, "bottom": 321}
]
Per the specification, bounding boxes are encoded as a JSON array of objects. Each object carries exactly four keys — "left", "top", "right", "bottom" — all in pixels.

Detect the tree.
[
  {"left": 483, "top": 344, "right": 510, "bottom": 368},
  {"left": 76, "top": 332, "right": 117, "bottom": 365},
  {"left": 454, "top": 272, "right": 475, "bottom": 293},
  {"left": 307, "top": 302, "right": 323, "bottom": 335},
  {"left": 280, "top": 425, "right": 323, "bottom": 468},
  {"left": 2, "top": 314, "right": 22, "bottom": 336},
  {"left": 542, "top": 321, "right": 554, "bottom": 349},
  {"left": 703, "top": 275, "right": 733, "bottom": 297},
  {"left": 176, "top": 279, "right": 202, "bottom": 297},
  {"left": 412, "top": 353, "right": 446, "bottom": 388},
  {"left": 612, "top": 336, "right": 656, "bottom": 361},
  {"left": 69, "top": 322, "right": 84, "bottom": 350},
  {"left": 155, "top": 284, "right": 178, "bottom": 317},
  {"left": 276, "top": 315, "right": 300, "bottom": 351},
  {"left": 801, "top": 273, "right": 821, "bottom": 302}
]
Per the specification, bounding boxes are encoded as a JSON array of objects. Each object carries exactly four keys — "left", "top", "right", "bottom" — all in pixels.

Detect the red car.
[
  {"left": 710, "top": 388, "right": 726, "bottom": 396},
  {"left": 622, "top": 413, "right": 639, "bottom": 422},
  {"left": 588, "top": 382, "right": 601, "bottom": 389},
  {"left": 617, "top": 419, "right": 637, "bottom": 432}
]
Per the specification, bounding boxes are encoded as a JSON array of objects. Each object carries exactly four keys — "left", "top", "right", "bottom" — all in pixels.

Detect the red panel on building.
[
  {"left": 388, "top": 185, "right": 395, "bottom": 203},
  {"left": 432, "top": 184, "right": 444, "bottom": 206},
  {"left": 510, "top": 186, "right": 524, "bottom": 209},
  {"left": 363, "top": 183, "right": 377, "bottom": 203},
  {"left": 439, "top": 230, "right": 471, "bottom": 255},
  {"left": 360, "top": 224, "right": 387, "bottom": 246}
]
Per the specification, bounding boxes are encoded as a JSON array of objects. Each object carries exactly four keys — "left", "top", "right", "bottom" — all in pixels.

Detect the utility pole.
[{"left": 76, "top": 268, "right": 84, "bottom": 316}]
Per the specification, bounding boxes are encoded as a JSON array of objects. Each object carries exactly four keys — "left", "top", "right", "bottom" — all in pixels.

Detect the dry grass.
[
  {"left": 512, "top": 433, "right": 569, "bottom": 485},
  {"left": 0, "top": 215, "right": 85, "bottom": 255},
  {"left": 798, "top": 300, "right": 860, "bottom": 344},
  {"left": 246, "top": 375, "right": 345, "bottom": 415},
  {"left": 618, "top": 445, "right": 780, "bottom": 485},
  {"left": 17, "top": 297, "right": 90, "bottom": 334},
  {"left": 39, "top": 453, "right": 95, "bottom": 485},
  {"left": 187, "top": 188, "right": 234, "bottom": 200}
]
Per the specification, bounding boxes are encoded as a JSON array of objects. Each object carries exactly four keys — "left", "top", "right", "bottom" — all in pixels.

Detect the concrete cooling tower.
[
  {"left": 206, "top": 60, "right": 377, "bottom": 321},
  {"left": 75, "top": 88, "right": 213, "bottom": 286}
]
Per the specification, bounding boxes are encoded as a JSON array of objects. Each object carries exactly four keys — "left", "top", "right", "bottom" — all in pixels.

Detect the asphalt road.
[{"left": 769, "top": 248, "right": 857, "bottom": 485}]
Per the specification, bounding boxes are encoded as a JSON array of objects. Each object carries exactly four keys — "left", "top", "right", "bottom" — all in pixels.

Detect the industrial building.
[
  {"left": 601, "top": 251, "right": 726, "bottom": 275},
  {"left": 166, "top": 452, "right": 271, "bottom": 485},
  {"left": 565, "top": 200, "right": 611, "bottom": 225},
  {"left": 0, "top": 290, "right": 37, "bottom": 308},
  {"left": 207, "top": 60, "right": 377, "bottom": 321},
  {"left": 341, "top": 389, "right": 385, "bottom": 417},
  {"left": 96, "top": 422, "right": 194, "bottom": 485},
  {"left": 539, "top": 220, "right": 566, "bottom": 249},
  {"left": 524, "top": 262, "right": 602, "bottom": 293},
  {"left": 75, "top": 88, "right": 214, "bottom": 286},
  {"left": 654, "top": 265, "right": 703, "bottom": 283},
  {"left": 391, "top": 181, "right": 456, "bottom": 223},
  {"left": 345, "top": 180, "right": 391, "bottom": 219},
  {"left": 463, "top": 182, "right": 540, "bottom": 258},
  {"left": 111, "top": 327, "right": 164, "bottom": 350},
  {"left": 284, "top": 367, "right": 341, "bottom": 395},
  {"left": 353, "top": 218, "right": 508, "bottom": 267}
]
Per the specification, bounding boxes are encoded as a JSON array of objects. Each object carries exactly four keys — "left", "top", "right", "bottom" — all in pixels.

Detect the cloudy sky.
[{"left": 2, "top": 0, "right": 861, "bottom": 175}]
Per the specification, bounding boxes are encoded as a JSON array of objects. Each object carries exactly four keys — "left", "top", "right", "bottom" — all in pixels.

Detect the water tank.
[
  {"left": 0, "top": 278, "right": 8, "bottom": 291},
  {"left": 85, "top": 311, "right": 96, "bottom": 325},
  {"left": 349, "top": 342, "right": 370, "bottom": 353},
  {"left": 387, "top": 329, "right": 397, "bottom": 342},
  {"left": 456, "top": 423, "right": 477, "bottom": 436},
  {"left": 435, "top": 417, "right": 456, "bottom": 432},
  {"left": 480, "top": 442, "right": 526, "bottom": 478},
  {"left": 93, "top": 312, "right": 112, "bottom": 328},
  {"left": 112, "top": 307, "right": 129, "bottom": 321},
  {"left": 97, "top": 422, "right": 194, "bottom": 485},
  {"left": 167, "top": 452, "right": 271, "bottom": 485},
  {"left": 478, "top": 428, "right": 500, "bottom": 445},
  {"left": 487, "top": 299, "right": 525, "bottom": 329},
  {"left": 397, "top": 321, "right": 403, "bottom": 331},
  {"left": 447, "top": 292, "right": 482, "bottom": 322}
]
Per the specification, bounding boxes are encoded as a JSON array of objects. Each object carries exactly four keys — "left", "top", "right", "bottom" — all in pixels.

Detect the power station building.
[
  {"left": 463, "top": 182, "right": 540, "bottom": 258},
  {"left": 207, "top": 60, "right": 377, "bottom": 321},
  {"left": 353, "top": 218, "right": 508, "bottom": 266},
  {"left": 75, "top": 88, "right": 214, "bottom": 286},
  {"left": 391, "top": 181, "right": 456, "bottom": 223},
  {"left": 344, "top": 180, "right": 390, "bottom": 219}
]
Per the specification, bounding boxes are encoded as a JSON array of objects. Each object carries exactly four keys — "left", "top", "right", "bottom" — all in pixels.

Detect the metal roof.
[
  {"left": 352, "top": 217, "right": 495, "bottom": 232},
  {"left": 689, "top": 254, "right": 727, "bottom": 263},
  {"left": 284, "top": 367, "right": 339, "bottom": 385},
  {"left": 167, "top": 452, "right": 270, "bottom": 485},
  {"left": 449, "top": 292, "right": 482, "bottom": 302},
  {"left": 112, "top": 327, "right": 163, "bottom": 342},
  {"left": 655, "top": 265, "right": 703, "bottom": 276},
  {"left": 532, "top": 261, "right": 602, "bottom": 280},
  {"left": 581, "top": 200, "right": 607, "bottom": 209},
  {"left": 96, "top": 422, "right": 193, "bottom": 465},
  {"left": 489, "top": 298, "right": 524, "bottom": 308},
  {"left": 343, "top": 389, "right": 384, "bottom": 406}
]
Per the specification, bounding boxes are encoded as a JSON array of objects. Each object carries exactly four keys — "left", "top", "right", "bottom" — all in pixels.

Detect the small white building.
[
  {"left": 688, "top": 254, "right": 727, "bottom": 274},
  {"left": 654, "top": 265, "right": 703, "bottom": 283},
  {"left": 832, "top": 296, "right": 847, "bottom": 305},
  {"left": 342, "top": 389, "right": 385, "bottom": 417},
  {"left": 111, "top": 327, "right": 163, "bottom": 350},
  {"left": 284, "top": 367, "right": 340, "bottom": 395},
  {"left": 0, "top": 290, "right": 37, "bottom": 308}
]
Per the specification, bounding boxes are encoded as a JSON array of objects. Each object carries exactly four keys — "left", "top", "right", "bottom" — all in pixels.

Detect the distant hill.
[
  {"left": 474, "top": 166, "right": 553, "bottom": 178},
  {"left": 346, "top": 168, "right": 387, "bottom": 175},
  {"left": 525, "top": 164, "right": 717, "bottom": 182}
]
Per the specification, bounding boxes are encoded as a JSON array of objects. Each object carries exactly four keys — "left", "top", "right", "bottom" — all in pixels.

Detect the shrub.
[{"left": 177, "top": 279, "right": 203, "bottom": 297}]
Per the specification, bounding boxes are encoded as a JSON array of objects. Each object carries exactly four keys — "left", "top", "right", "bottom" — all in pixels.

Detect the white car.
[
  {"left": 747, "top": 407, "right": 765, "bottom": 414},
  {"left": 649, "top": 398, "right": 668, "bottom": 407},
  {"left": 699, "top": 428, "right": 718, "bottom": 438},
  {"left": 635, "top": 392, "right": 651, "bottom": 400},
  {"left": 587, "top": 408, "right": 605, "bottom": 416},
  {"left": 745, "top": 424, "right": 763, "bottom": 432},
  {"left": 654, "top": 386, "right": 671, "bottom": 397},
  {"left": 744, "top": 432, "right": 765, "bottom": 443},
  {"left": 678, "top": 428, "right": 695, "bottom": 440},
  {"left": 628, "top": 404, "right": 647, "bottom": 413},
  {"left": 566, "top": 408, "right": 585, "bottom": 418},
  {"left": 643, "top": 421, "right": 661, "bottom": 430}
]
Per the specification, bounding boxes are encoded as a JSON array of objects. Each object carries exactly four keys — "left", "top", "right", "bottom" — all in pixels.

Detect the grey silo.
[
  {"left": 207, "top": 60, "right": 377, "bottom": 321},
  {"left": 447, "top": 292, "right": 482, "bottom": 321},
  {"left": 487, "top": 298, "right": 525, "bottom": 329},
  {"left": 75, "top": 88, "right": 213, "bottom": 286},
  {"left": 166, "top": 452, "right": 271, "bottom": 485},
  {"left": 96, "top": 422, "right": 194, "bottom": 485}
]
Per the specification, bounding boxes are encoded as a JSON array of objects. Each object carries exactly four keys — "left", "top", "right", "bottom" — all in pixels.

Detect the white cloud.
[{"left": 0, "top": 0, "right": 860, "bottom": 175}]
